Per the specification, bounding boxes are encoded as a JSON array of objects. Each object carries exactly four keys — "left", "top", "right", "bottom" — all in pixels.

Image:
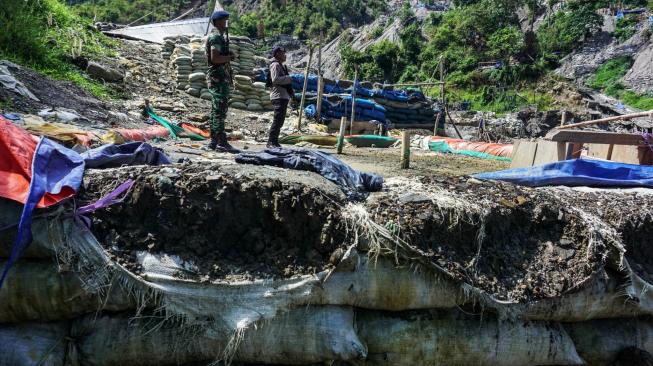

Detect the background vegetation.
[{"left": 1, "top": 0, "right": 118, "bottom": 97}]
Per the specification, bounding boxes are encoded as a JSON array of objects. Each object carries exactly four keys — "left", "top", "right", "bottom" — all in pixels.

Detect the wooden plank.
[
  {"left": 611, "top": 145, "right": 643, "bottom": 164},
  {"left": 555, "top": 110, "right": 653, "bottom": 130},
  {"left": 510, "top": 140, "right": 538, "bottom": 168},
  {"left": 546, "top": 130, "right": 643, "bottom": 145},
  {"left": 401, "top": 131, "right": 410, "bottom": 169},
  {"left": 587, "top": 144, "right": 613, "bottom": 160},
  {"left": 533, "top": 140, "right": 566, "bottom": 166}
]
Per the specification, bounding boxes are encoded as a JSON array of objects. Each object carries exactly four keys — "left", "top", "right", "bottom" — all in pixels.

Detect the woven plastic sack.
[
  {"left": 358, "top": 309, "right": 583, "bottom": 366},
  {"left": 0, "top": 322, "right": 68, "bottom": 366},
  {"left": 72, "top": 306, "right": 366, "bottom": 366}
]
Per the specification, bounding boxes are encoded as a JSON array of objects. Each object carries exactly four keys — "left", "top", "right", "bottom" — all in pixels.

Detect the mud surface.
[
  {"left": 79, "top": 162, "right": 347, "bottom": 282},
  {"left": 0, "top": 61, "right": 114, "bottom": 123},
  {"left": 366, "top": 176, "right": 625, "bottom": 302}
]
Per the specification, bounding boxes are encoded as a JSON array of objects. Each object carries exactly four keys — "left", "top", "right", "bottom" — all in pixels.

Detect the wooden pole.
[
  {"left": 337, "top": 116, "right": 347, "bottom": 154},
  {"left": 439, "top": 56, "right": 445, "bottom": 108},
  {"left": 560, "top": 110, "right": 567, "bottom": 126},
  {"left": 433, "top": 111, "right": 442, "bottom": 136},
  {"left": 316, "top": 36, "right": 324, "bottom": 121},
  {"left": 349, "top": 66, "right": 358, "bottom": 136},
  {"left": 296, "top": 46, "right": 313, "bottom": 131},
  {"left": 401, "top": 131, "right": 410, "bottom": 169},
  {"left": 556, "top": 110, "right": 653, "bottom": 130}
]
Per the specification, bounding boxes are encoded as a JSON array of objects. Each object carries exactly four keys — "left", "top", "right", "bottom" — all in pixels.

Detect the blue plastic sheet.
[
  {"left": 82, "top": 142, "right": 171, "bottom": 169},
  {"left": 235, "top": 148, "right": 383, "bottom": 201},
  {"left": 0, "top": 137, "right": 85, "bottom": 287},
  {"left": 474, "top": 158, "right": 653, "bottom": 187}
]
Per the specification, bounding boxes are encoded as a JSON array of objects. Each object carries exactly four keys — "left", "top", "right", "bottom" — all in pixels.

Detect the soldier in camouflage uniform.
[{"left": 205, "top": 10, "right": 239, "bottom": 153}]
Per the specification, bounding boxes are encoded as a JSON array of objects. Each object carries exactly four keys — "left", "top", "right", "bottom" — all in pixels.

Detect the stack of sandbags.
[
  {"left": 231, "top": 75, "right": 273, "bottom": 111},
  {"left": 172, "top": 46, "right": 192, "bottom": 91},
  {"left": 252, "top": 81, "right": 273, "bottom": 110},
  {"left": 230, "top": 75, "right": 252, "bottom": 110},
  {"left": 162, "top": 35, "right": 187, "bottom": 61},
  {"left": 230, "top": 36, "right": 256, "bottom": 76},
  {"left": 188, "top": 37, "right": 210, "bottom": 100}
]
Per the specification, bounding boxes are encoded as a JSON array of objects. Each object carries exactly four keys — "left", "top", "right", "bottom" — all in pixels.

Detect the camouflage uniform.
[{"left": 206, "top": 32, "right": 230, "bottom": 136}]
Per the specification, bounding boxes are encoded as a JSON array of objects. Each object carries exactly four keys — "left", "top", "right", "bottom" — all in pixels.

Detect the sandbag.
[
  {"left": 0, "top": 322, "right": 68, "bottom": 366},
  {"left": 247, "top": 103, "right": 263, "bottom": 111},
  {"left": 0, "top": 199, "right": 58, "bottom": 258},
  {"left": 73, "top": 306, "right": 366, "bottom": 366},
  {"left": 566, "top": 318, "right": 653, "bottom": 366},
  {"left": 319, "top": 249, "right": 464, "bottom": 310},
  {"left": 511, "top": 268, "right": 652, "bottom": 321},
  {"left": 0, "top": 259, "right": 133, "bottom": 323},
  {"left": 230, "top": 102, "right": 247, "bottom": 109},
  {"left": 234, "top": 75, "right": 251, "bottom": 82},
  {"left": 357, "top": 309, "right": 583, "bottom": 366}
]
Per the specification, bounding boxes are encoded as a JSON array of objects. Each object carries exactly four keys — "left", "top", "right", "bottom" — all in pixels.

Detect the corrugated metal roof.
[{"left": 105, "top": 17, "right": 210, "bottom": 44}]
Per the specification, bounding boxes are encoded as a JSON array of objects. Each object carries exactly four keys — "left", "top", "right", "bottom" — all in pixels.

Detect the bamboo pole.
[
  {"left": 560, "top": 110, "right": 567, "bottom": 126},
  {"left": 556, "top": 110, "right": 653, "bottom": 130},
  {"left": 337, "top": 117, "right": 347, "bottom": 154},
  {"left": 316, "top": 36, "right": 324, "bottom": 121},
  {"left": 296, "top": 46, "right": 314, "bottom": 131},
  {"left": 401, "top": 131, "right": 410, "bottom": 169},
  {"left": 349, "top": 66, "right": 358, "bottom": 136}
]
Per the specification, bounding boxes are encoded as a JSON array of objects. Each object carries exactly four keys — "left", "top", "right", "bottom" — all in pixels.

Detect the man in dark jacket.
[{"left": 267, "top": 46, "right": 293, "bottom": 148}]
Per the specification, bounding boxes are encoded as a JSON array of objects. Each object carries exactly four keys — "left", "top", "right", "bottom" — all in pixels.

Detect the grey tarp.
[{"left": 104, "top": 17, "right": 210, "bottom": 44}]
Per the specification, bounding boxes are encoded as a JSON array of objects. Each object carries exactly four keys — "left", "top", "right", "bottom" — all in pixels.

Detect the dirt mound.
[
  {"left": 366, "top": 176, "right": 622, "bottom": 302},
  {"left": 0, "top": 60, "right": 114, "bottom": 123},
  {"left": 79, "top": 162, "right": 347, "bottom": 282}
]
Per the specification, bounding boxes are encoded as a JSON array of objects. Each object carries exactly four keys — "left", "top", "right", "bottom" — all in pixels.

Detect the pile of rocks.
[{"left": 232, "top": 75, "right": 272, "bottom": 111}]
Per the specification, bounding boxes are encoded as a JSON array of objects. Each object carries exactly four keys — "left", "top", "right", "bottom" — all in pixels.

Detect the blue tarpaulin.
[
  {"left": 235, "top": 148, "right": 383, "bottom": 201},
  {"left": 474, "top": 158, "right": 653, "bottom": 188},
  {"left": 0, "top": 137, "right": 85, "bottom": 287},
  {"left": 0, "top": 140, "right": 171, "bottom": 288},
  {"left": 82, "top": 142, "right": 171, "bottom": 169}
]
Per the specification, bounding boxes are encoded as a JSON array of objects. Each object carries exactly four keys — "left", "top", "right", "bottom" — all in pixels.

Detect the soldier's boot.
[
  {"left": 206, "top": 132, "right": 219, "bottom": 150},
  {"left": 214, "top": 132, "right": 240, "bottom": 154}
]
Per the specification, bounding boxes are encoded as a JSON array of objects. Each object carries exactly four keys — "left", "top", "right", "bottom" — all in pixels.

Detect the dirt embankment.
[
  {"left": 79, "top": 163, "right": 348, "bottom": 282},
  {"left": 367, "top": 176, "right": 627, "bottom": 302}
]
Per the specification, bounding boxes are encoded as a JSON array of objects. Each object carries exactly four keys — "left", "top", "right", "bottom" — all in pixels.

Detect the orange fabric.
[
  {"left": 0, "top": 116, "right": 75, "bottom": 208},
  {"left": 430, "top": 137, "right": 513, "bottom": 158},
  {"left": 181, "top": 123, "right": 210, "bottom": 138},
  {"left": 113, "top": 126, "right": 170, "bottom": 141}
]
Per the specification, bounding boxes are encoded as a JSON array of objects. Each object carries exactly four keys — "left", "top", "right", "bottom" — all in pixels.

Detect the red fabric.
[
  {"left": 430, "top": 137, "right": 513, "bottom": 158},
  {"left": 113, "top": 126, "right": 170, "bottom": 141},
  {"left": 181, "top": 123, "right": 210, "bottom": 138},
  {"left": 0, "top": 116, "right": 74, "bottom": 208}
]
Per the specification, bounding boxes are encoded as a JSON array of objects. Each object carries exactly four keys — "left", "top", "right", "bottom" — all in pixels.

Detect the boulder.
[{"left": 86, "top": 62, "right": 124, "bottom": 82}]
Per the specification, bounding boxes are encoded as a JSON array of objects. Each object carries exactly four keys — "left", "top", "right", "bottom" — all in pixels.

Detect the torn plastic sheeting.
[
  {"left": 0, "top": 116, "right": 75, "bottom": 208},
  {"left": 23, "top": 116, "right": 94, "bottom": 147},
  {"left": 113, "top": 125, "right": 170, "bottom": 142},
  {"left": 474, "top": 158, "right": 653, "bottom": 188},
  {"left": 103, "top": 17, "right": 210, "bottom": 44},
  {"left": 425, "top": 136, "right": 513, "bottom": 158},
  {"left": 0, "top": 136, "right": 85, "bottom": 287},
  {"left": 81, "top": 142, "right": 171, "bottom": 169},
  {"left": 0, "top": 65, "right": 39, "bottom": 101},
  {"left": 429, "top": 140, "right": 512, "bottom": 162},
  {"left": 235, "top": 148, "right": 383, "bottom": 201}
]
